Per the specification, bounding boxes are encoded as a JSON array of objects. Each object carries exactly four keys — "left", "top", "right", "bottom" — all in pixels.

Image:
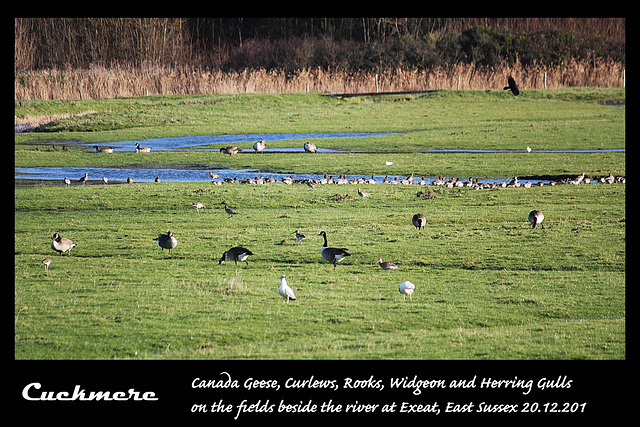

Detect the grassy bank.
[
  {"left": 14, "top": 89, "right": 625, "bottom": 359},
  {"left": 15, "top": 180, "right": 625, "bottom": 359},
  {"left": 15, "top": 90, "right": 626, "bottom": 179}
]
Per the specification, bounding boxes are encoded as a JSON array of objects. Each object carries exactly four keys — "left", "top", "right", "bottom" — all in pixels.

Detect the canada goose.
[
  {"left": 357, "top": 188, "right": 371, "bottom": 201},
  {"left": 102, "top": 176, "right": 108, "bottom": 185},
  {"left": 412, "top": 213, "right": 426, "bottom": 231},
  {"left": 154, "top": 231, "right": 178, "bottom": 253},
  {"left": 219, "top": 246, "right": 253, "bottom": 266},
  {"left": 135, "top": 143, "right": 151, "bottom": 153},
  {"left": 220, "top": 146, "right": 241, "bottom": 156},
  {"left": 192, "top": 202, "right": 205, "bottom": 213},
  {"left": 95, "top": 145, "right": 113, "bottom": 153},
  {"left": 63, "top": 177, "right": 71, "bottom": 187},
  {"left": 127, "top": 177, "right": 134, "bottom": 184},
  {"left": 304, "top": 142, "right": 317, "bottom": 153},
  {"left": 253, "top": 140, "right": 266, "bottom": 153},
  {"left": 154, "top": 176, "right": 161, "bottom": 183},
  {"left": 221, "top": 203, "right": 239, "bottom": 218},
  {"left": 528, "top": 210, "right": 545, "bottom": 230},
  {"left": 293, "top": 230, "right": 306, "bottom": 243},
  {"left": 399, "top": 281, "right": 416, "bottom": 301},
  {"left": 378, "top": 258, "right": 398, "bottom": 274},
  {"left": 278, "top": 275, "right": 297, "bottom": 302},
  {"left": 42, "top": 258, "right": 52, "bottom": 273},
  {"left": 78, "top": 173, "right": 88, "bottom": 185},
  {"left": 318, "top": 231, "right": 351, "bottom": 267},
  {"left": 51, "top": 232, "right": 76, "bottom": 255}
]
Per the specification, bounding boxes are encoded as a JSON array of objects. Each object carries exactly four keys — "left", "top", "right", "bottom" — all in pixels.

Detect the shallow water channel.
[{"left": 16, "top": 132, "right": 624, "bottom": 184}]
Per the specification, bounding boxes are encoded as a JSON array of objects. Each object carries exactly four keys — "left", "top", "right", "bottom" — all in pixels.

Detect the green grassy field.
[{"left": 14, "top": 89, "right": 625, "bottom": 359}]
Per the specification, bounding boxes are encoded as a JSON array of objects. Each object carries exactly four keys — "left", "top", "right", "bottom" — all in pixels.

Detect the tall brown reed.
[{"left": 14, "top": 60, "right": 625, "bottom": 101}]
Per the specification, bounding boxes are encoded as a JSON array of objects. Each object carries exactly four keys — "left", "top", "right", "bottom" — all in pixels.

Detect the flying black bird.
[{"left": 504, "top": 76, "right": 520, "bottom": 96}]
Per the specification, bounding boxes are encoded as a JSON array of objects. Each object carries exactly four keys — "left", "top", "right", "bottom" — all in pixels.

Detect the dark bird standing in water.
[{"left": 504, "top": 76, "right": 520, "bottom": 96}]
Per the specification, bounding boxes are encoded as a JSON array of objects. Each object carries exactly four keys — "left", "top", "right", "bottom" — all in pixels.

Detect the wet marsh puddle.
[{"left": 16, "top": 132, "right": 623, "bottom": 184}]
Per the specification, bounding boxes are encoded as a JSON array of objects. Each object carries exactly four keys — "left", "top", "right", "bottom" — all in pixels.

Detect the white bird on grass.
[
  {"left": 42, "top": 258, "right": 52, "bottom": 273},
  {"left": 192, "top": 202, "right": 205, "bottom": 213},
  {"left": 399, "top": 281, "right": 415, "bottom": 301},
  {"left": 278, "top": 275, "right": 297, "bottom": 303}
]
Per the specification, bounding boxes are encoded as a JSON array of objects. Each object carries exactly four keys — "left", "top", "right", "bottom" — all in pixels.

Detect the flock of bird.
[
  {"left": 44, "top": 226, "right": 412, "bottom": 302},
  {"left": 48, "top": 151, "right": 624, "bottom": 303},
  {"left": 43, "top": 186, "right": 550, "bottom": 304},
  {"left": 47, "top": 88, "right": 624, "bottom": 303}
]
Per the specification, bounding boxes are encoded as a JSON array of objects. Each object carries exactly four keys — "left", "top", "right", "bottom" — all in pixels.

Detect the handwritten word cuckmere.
[{"left": 22, "top": 382, "right": 158, "bottom": 401}]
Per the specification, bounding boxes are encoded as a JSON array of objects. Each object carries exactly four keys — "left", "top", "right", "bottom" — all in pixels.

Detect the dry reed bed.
[{"left": 15, "top": 60, "right": 625, "bottom": 100}]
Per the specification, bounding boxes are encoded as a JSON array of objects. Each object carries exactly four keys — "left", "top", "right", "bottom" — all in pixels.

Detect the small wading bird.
[
  {"left": 221, "top": 203, "right": 239, "bottom": 218},
  {"left": 293, "top": 230, "right": 306, "bottom": 243},
  {"left": 357, "top": 188, "right": 371, "bottom": 201},
  {"left": 378, "top": 258, "right": 398, "bottom": 274},
  {"left": 278, "top": 275, "right": 297, "bottom": 303},
  {"left": 504, "top": 76, "right": 520, "bottom": 96},
  {"left": 154, "top": 231, "right": 178, "bottom": 253},
  {"left": 192, "top": 202, "right": 205, "bottom": 213},
  {"left": 51, "top": 233, "right": 77, "bottom": 255},
  {"left": 219, "top": 246, "right": 253, "bottom": 266}
]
